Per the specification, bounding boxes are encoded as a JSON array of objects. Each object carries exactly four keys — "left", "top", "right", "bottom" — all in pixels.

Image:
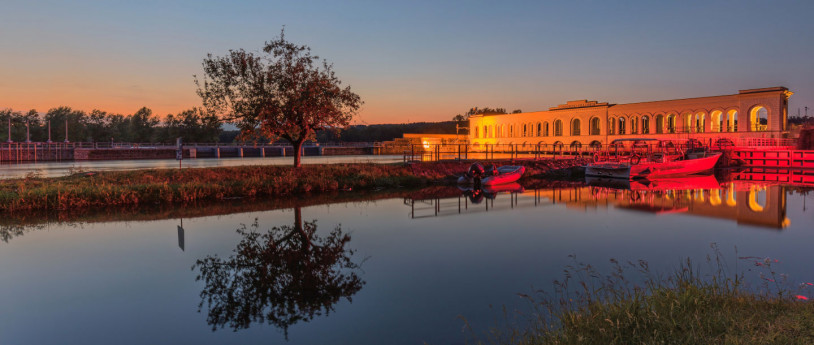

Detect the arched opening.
[
  {"left": 589, "top": 140, "right": 602, "bottom": 150},
  {"left": 554, "top": 120, "right": 563, "bottom": 136},
  {"left": 725, "top": 184, "right": 737, "bottom": 206},
  {"left": 682, "top": 113, "right": 693, "bottom": 133},
  {"left": 695, "top": 112, "right": 706, "bottom": 133},
  {"left": 536, "top": 122, "right": 542, "bottom": 137},
  {"left": 590, "top": 117, "right": 600, "bottom": 135},
  {"left": 666, "top": 114, "right": 677, "bottom": 133},
  {"left": 710, "top": 110, "right": 723, "bottom": 132},
  {"left": 709, "top": 190, "right": 722, "bottom": 206},
  {"left": 618, "top": 117, "right": 627, "bottom": 135},
  {"left": 655, "top": 114, "right": 664, "bottom": 134},
  {"left": 522, "top": 124, "right": 528, "bottom": 137},
  {"left": 748, "top": 185, "right": 767, "bottom": 212},
  {"left": 749, "top": 106, "right": 768, "bottom": 131},
  {"left": 552, "top": 141, "right": 563, "bottom": 149},
  {"left": 726, "top": 110, "right": 738, "bottom": 132},
  {"left": 641, "top": 115, "right": 650, "bottom": 134},
  {"left": 608, "top": 118, "right": 616, "bottom": 135},
  {"left": 570, "top": 141, "right": 582, "bottom": 150},
  {"left": 543, "top": 122, "right": 549, "bottom": 136},
  {"left": 571, "top": 118, "right": 581, "bottom": 136},
  {"left": 630, "top": 116, "right": 639, "bottom": 134},
  {"left": 474, "top": 126, "right": 480, "bottom": 138}
]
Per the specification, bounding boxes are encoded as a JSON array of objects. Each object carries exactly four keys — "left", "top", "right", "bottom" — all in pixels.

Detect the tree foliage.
[
  {"left": 193, "top": 210, "right": 364, "bottom": 337},
  {"left": 1, "top": 106, "right": 222, "bottom": 143},
  {"left": 452, "top": 107, "right": 521, "bottom": 121},
  {"left": 196, "top": 29, "right": 362, "bottom": 166}
]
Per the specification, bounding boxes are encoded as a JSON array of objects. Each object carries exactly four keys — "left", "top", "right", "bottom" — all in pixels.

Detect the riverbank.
[
  {"left": 0, "top": 159, "right": 585, "bottom": 212},
  {"left": 475, "top": 256, "right": 814, "bottom": 345}
]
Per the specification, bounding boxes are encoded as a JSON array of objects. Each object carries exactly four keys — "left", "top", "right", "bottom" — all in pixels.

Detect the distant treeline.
[
  {"left": 316, "top": 121, "right": 459, "bottom": 142},
  {"left": 1, "top": 107, "right": 458, "bottom": 144},
  {"left": 0, "top": 106, "right": 221, "bottom": 143},
  {"left": 219, "top": 121, "right": 459, "bottom": 144},
  {"left": 789, "top": 116, "right": 814, "bottom": 126}
]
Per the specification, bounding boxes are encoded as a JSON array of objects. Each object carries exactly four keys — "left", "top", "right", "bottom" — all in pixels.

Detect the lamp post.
[
  {"left": 6, "top": 117, "right": 11, "bottom": 143},
  {"left": 47, "top": 120, "right": 52, "bottom": 143},
  {"left": 25, "top": 120, "right": 30, "bottom": 143},
  {"left": 64, "top": 118, "right": 69, "bottom": 143}
]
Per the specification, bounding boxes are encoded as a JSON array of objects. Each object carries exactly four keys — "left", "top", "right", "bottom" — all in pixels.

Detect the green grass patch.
[{"left": 471, "top": 246, "right": 814, "bottom": 345}]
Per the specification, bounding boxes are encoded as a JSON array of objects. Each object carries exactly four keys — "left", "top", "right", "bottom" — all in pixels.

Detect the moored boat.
[
  {"left": 585, "top": 139, "right": 721, "bottom": 180},
  {"left": 586, "top": 152, "right": 721, "bottom": 180},
  {"left": 457, "top": 163, "right": 526, "bottom": 186}
]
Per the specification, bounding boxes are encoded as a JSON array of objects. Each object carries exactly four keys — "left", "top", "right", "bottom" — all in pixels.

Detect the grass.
[
  {"left": 470, "top": 245, "right": 814, "bottom": 345},
  {"left": 0, "top": 159, "right": 581, "bottom": 212}
]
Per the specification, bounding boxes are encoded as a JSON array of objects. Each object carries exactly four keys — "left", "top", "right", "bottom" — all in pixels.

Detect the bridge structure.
[{"left": 0, "top": 142, "right": 386, "bottom": 163}]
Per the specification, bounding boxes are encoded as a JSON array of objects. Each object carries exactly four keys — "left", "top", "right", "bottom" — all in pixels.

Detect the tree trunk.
[{"left": 292, "top": 138, "right": 305, "bottom": 167}]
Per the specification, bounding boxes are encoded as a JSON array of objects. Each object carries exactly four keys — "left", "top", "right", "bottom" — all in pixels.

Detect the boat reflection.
[
  {"left": 192, "top": 206, "right": 365, "bottom": 336},
  {"left": 405, "top": 176, "right": 795, "bottom": 229},
  {"left": 405, "top": 183, "right": 526, "bottom": 218}
]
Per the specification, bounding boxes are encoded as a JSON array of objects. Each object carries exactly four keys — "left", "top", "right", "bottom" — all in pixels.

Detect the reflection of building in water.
[
  {"left": 406, "top": 182, "right": 789, "bottom": 229},
  {"left": 545, "top": 183, "right": 788, "bottom": 229}
]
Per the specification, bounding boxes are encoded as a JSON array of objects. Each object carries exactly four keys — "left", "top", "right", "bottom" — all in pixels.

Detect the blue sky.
[{"left": 1, "top": 0, "right": 812, "bottom": 123}]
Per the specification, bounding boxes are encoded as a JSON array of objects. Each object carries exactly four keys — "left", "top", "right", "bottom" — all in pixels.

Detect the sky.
[{"left": 1, "top": 0, "right": 813, "bottom": 124}]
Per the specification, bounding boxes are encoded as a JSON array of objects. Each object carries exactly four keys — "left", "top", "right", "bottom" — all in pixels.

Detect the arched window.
[
  {"left": 630, "top": 117, "right": 638, "bottom": 134},
  {"left": 590, "top": 117, "right": 600, "bottom": 135},
  {"left": 726, "top": 110, "right": 738, "bottom": 132},
  {"left": 608, "top": 118, "right": 616, "bottom": 135},
  {"left": 749, "top": 106, "right": 768, "bottom": 131},
  {"left": 589, "top": 140, "right": 602, "bottom": 150},
  {"left": 666, "top": 114, "right": 676, "bottom": 133},
  {"left": 543, "top": 122, "right": 550, "bottom": 136},
  {"left": 655, "top": 115, "right": 664, "bottom": 134},
  {"left": 695, "top": 112, "right": 706, "bottom": 133},
  {"left": 570, "top": 141, "right": 582, "bottom": 150},
  {"left": 536, "top": 122, "right": 542, "bottom": 136},
  {"left": 618, "top": 117, "right": 626, "bottom": 135},
  {"left": 474, "top": 126, "right": 480, "bottom": 138},
  {"left": 682, "top": 113, "right": 692, "bottom": 133},
  {"left": 642, "top": 115, "right": 650, "bottom": 134},
  {"left": 710, "top": 111, "right": 723, "bottom": 132},
  {"left": 483, "top": 126, "right": 487, "bottom": 138},
  {"left": 523, "top": 124, "right": 527, "bottom": 137},
  {"left": 571, "top": 119, "right": 581, "bottom": 136},
  {"left": 554, "top": 120, "right": 563, "bottom": 136}
]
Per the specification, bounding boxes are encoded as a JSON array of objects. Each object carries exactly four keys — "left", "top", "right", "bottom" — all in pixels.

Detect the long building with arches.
[{"left": 468, "top": 87, "right": 793, "bottom": 149}]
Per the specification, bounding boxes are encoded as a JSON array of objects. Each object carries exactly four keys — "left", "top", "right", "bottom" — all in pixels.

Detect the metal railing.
[{"left": 403, "top": 141, "right": 741, "bottom": 163}]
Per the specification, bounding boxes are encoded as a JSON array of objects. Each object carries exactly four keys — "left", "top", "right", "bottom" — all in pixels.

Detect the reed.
[
  {"left": 0, "top": 159, "right": 580, "bottom": 212},
  {"left": 470, "top": 245, "right": 814, "bottom": 345}
]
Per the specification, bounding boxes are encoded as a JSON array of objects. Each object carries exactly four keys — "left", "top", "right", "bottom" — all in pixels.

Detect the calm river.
[
  {"left": 0, "top": 155, "right": 404, "bottom": 179},
  {"left": 0, "top": 176, "right": 812, "bottom": 344}
]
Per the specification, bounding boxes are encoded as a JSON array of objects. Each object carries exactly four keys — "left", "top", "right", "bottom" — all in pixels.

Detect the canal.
[
  {"left": 0, "top": 178, "right": 811, "bottom": 344},
  {"left": 0, "top": 155, "right": 404, "bottom": 179}
]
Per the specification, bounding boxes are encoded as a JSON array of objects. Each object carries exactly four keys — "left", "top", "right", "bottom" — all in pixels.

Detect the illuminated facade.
[{"left": 468, "top": 87, "right": 793, "bottom": 149}]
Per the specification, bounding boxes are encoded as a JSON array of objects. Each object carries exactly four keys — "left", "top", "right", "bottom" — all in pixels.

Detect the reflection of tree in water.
[{"left": 193, "top": 207, "right": 364, "bottom": 336}]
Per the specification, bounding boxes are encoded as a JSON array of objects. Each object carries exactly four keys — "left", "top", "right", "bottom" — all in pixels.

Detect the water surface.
[
  {"left": 0, "top": 178, "right": 812, "bottom": 344},
  {"left": 0, "top": 155, "right": 403, "bottom": 179}
]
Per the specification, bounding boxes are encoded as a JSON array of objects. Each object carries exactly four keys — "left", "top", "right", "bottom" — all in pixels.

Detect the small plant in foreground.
[{"left": 469, "top": 244, "right": 814, "bottom": 345}]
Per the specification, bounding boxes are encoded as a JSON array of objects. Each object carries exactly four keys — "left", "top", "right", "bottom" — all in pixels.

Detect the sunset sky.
[{"left": 1, "top": 0, "right": 813, "bottom": 124}]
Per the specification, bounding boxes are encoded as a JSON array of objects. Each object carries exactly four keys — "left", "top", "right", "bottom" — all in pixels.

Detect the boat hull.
[
  {"left": 457, "top": 166, "right": 526, "bottom": 186},
  {"left": 585, "top": 153, "right": 721, "bottom": 180}
]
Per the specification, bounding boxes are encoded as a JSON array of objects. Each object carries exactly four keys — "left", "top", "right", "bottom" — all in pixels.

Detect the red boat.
[
  {"left": 585, "top": 139, "right": 722, "bottom": 180},
  {"left": 458, "top": 163, "right": 526, "bottom": 186},
  {"left": 586, "top": 152, "right": 721, "bottom": 179}
]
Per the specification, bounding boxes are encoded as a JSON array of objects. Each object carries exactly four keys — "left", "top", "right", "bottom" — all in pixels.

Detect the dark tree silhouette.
[
  {"left": 196, "top": 29, "right": 362, "bottom": 167},
  {"left": 193, "top": 207, "right": 364, "bottom": 337}
]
